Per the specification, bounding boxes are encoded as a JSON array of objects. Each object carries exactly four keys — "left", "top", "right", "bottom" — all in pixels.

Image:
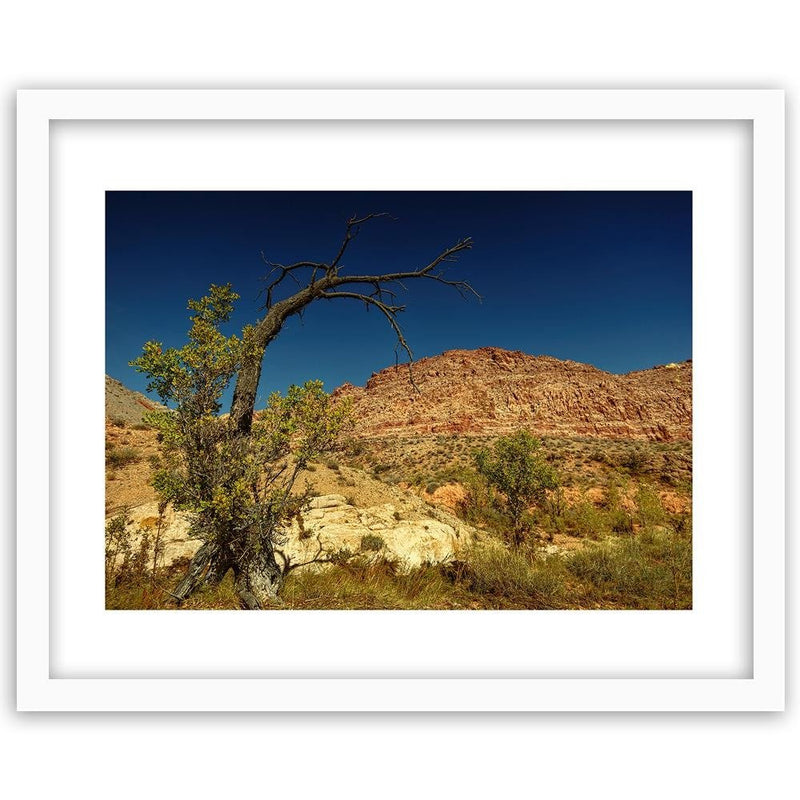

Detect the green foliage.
[
  {"left": 565, "top": 501, "right": 606, "bottom": 540},
  {"left": 621, "top": 445, "right": 651, "bottom": 474},
  {"left": 105, "top": 508, "right": 151, "bottom": 592},
  {"left": 635, "top": 482, "right": 667, "bottom": 528},
  {"left": 130, "top": 284, "right": 352, "bottom": 579},
  {"left": 360, "top": 533, "right": 386, "bottom": 552},
  {"left": 474, "top": 430, "right": 559, "bottom": 545}
]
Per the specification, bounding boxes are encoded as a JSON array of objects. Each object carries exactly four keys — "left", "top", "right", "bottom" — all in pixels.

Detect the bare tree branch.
[{"left": 230, "top": 216, "right": 477, "bottom": 434}]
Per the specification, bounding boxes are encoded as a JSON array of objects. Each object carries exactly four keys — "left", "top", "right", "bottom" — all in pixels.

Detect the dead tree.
[{"left": 229, "top": 213, "right": 477, "bottom": 435}]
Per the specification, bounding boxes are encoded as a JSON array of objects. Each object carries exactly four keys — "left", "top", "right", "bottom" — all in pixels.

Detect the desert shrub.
[
  {"left": 589, "top": 448, "right": 611, "bottom": 465},
  {"left": 131, "top": 422, "right": 150, "bottom": 431},
  {"left": 109, "top": 416, "right": 127, "bottom": 428},
  {"left": 635, "top": 482, "right": 667, "bottom": 528},
  {"left": 106, "top": 445, "right": 140, "bottom": 468},
  {"left": 565, "top": 501, "right": 606, "bottom": 539},
  {"left": 474, "top": 431, "right": 559, "bottom": 547},
  {"left": 607, "top": 508, "right": 634, "bottom": 534},
  {"left": 598, "top": 479, "right": 634, "bottom": 533},
  {"left": 324, "top": 458, "right": 341, "bottom": 471},
  {"left": 621, "top": 446, "right": 651, "bottom": 474},
  {"left": 105, "top": 509, "right": 152, "bottom": 594},
  {"left": 543, "top": 485, "right": 567, "bottom": 525},
  {"left": 670, "top": 511, "right": 692, "bottom": 536},
  {"left": 360, "top": 533, "right": 385, "bottom": 552}
]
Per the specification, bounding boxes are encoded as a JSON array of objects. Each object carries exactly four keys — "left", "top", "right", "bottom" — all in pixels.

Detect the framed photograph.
[{"left": 17, "top": 89, "right": 784, "bottom": 711}]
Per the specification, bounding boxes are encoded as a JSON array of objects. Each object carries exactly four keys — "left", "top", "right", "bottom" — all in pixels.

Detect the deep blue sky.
[{"left": 106, "top": 191, "right": 691, "bottom": 410}]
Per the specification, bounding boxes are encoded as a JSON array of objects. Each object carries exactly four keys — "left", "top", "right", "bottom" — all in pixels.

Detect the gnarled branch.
[{"left": 229, "top": 215, "right": 477, "bottom": 434}]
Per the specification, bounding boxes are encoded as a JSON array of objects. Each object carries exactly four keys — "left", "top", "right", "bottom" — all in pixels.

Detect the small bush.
[
  {"left": 622, "top": 446, "right": 651, "bottom": 474},
  {"left": 474, "top": 431, "right": 559, "bottom": 547},
  {"left": 565, "top": 501, "right": 606, "bottom": 539},
  {"left": 360, "top": 534, "right": 385, "bottom": 552},
  {"left": 636, "top": 482, "right": 666, "bottom": 528},
  {"left": 106, "top": 446, "right": 140, "bottom": 468},
  {"left": 109, "top": 416, "right": 127, "bottom": 428},
  {"left": 608, "top": 509, "right": 634, "bottom": 534}
]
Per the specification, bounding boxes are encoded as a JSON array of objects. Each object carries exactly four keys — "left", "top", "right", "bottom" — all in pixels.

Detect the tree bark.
[
  {"left": 230, "top": 353, "right": 264, "bottom": 435},
  {"left": 233, "top": 547, "right": 284, "bottom": 609},
  {"left": 229, "top": 290, "right": 316, "bottom": 434},
  {"left": 173, "top": 541, "right": 218, "bottom": 601}
]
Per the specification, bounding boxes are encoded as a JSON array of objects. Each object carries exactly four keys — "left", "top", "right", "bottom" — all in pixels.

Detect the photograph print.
[{"left": 105, "top": 190, "right": 692, "bottom": 610}]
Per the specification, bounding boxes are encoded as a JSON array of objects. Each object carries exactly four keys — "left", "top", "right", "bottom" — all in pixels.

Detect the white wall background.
[{"left": 1, "top": 2, "right": 795, "bottom": 797}]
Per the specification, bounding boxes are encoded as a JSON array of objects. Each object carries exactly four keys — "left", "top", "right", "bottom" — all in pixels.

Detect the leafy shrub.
[
  {"left": 474, "top": 431, "right": 559, "bottom": 546},
  {"left": 622, "top": 446, "right": 651, "bottom": 474},
  {"left": 607, "top": 509, "right": 634, "bottom": 534},
  {"left": 565, "top": 501, "right": 606, "bottom": 539},
  {"left": 360, "top": 533, "right": 386, "bottom": 552}
]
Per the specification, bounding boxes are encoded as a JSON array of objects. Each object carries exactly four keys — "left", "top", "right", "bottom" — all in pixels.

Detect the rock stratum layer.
[{"left": 333, "top": 347, "right": 692, "bottom": 441}]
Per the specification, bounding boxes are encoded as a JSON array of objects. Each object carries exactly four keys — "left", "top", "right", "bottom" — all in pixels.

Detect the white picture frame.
[{"left": 17, "top": 89, "right": 785, "bottom": 711}]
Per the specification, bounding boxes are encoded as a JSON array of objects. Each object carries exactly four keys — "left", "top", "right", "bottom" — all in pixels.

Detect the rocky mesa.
[{"left": 333, "top": 347, "right": 691, "bottom": 441}]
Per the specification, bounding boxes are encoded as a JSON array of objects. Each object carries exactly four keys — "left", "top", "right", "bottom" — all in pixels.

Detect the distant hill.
[
  {"left": 105, "top": 375, "right": 167, "bottom": 425},
  {"left": 333, "top": 347, "right": 692, "bottom": 441}
]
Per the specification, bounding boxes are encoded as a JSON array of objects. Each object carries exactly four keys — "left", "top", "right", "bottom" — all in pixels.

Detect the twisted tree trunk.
[
  {"left": 172, "top": 541, "right": 218, "bottom": 601},
  {"left": 233, "top": 546, "right": 285, "bottom": 609}
]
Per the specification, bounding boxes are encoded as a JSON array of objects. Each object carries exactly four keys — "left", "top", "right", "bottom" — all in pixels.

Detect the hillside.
[
  {"left": 333, "top": 347, "right": 691, "bottom": 441},
  {"left": 105, "top": 375, "right": 167, "bottom": 425}
]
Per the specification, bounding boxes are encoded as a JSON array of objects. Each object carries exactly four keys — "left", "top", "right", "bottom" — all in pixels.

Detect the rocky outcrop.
[
  {"left": 118, "top": 494, "right": 485, "bottom": 572},
  {"left": 334, "top": 347, "right": 691, "bottom": 441}
]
